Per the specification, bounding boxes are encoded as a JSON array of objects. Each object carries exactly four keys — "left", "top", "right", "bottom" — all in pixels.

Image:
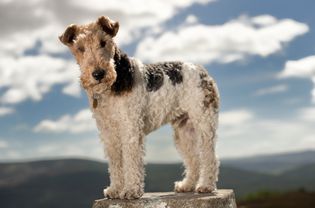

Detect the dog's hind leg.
[
  {"left": 173, "top": 115, "right": 200, "bottom": 192},
  {"left": 192, "top": 66, "right": 220, "bottom": 193},
  {"left": 195, "top": 110, "right": 219, "bottom": 193}
]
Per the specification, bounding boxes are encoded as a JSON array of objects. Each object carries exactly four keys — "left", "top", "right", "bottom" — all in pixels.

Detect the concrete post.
[{"left": 92, "top": 189, "right": 237, "bottom": 208}]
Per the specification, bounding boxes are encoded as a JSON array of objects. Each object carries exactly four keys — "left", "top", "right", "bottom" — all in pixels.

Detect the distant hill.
[
  {"left": 0, "top": 156, "right": 314, "bottom": 208},
  {"left": 0, "top": 152, "right": 315, "bottom": 208},
  {"left": 220, "top": 163, "right": 315, "bottom": 197},
  {"left": 0, "top": 159, "right": 107, "bottom": 208},
  {"left": 221, "top": 150, "right": 315, "bottom": 174}
]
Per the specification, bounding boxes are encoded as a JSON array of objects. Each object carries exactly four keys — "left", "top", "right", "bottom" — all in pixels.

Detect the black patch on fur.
[
  {"left": 144, "top": 62, "right": 183, "bottom": 92},
  {"left": 111, "top": 47, "right": 135, "bottom": 94},
  {"left": 145, "top": 65, "right": 164, "bottom": 92},
  {"left": 162, "top": 62, "right": 183, "bottom": 85}
]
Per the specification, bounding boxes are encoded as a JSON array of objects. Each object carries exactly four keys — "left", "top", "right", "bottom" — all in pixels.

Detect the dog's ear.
[
  {"left": 97, "top": 16, "right": 119, "bottom": 37},
  {"left": 59, "top": 24, "right": 78, "bottom": 45}
]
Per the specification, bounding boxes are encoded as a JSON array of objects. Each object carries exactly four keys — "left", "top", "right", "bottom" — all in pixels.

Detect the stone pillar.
[{"left": 92, "top": 189, "right": 237, "bottom": 208}]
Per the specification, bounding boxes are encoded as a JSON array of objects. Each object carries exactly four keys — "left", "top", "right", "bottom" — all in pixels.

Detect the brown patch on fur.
[
  {"left": 198, "top": 66, "right": 220, "bottom": 110},
  {"left": 93, "top": 98, "right": 98, "bottom": 108}
]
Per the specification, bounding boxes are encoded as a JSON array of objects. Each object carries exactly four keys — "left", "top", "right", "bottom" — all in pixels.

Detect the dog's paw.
[
  {"left": 119, "top": 187, "right": 144, "bottom": 199},
  {"left": 174, "top": 180, "right": 195, "bottom": 192},
  {"left": 104, "top": 186, "right": 120, "bottom": 199},
  {"left": 195, "top": 184, "right": 216, "bottom": 193}
]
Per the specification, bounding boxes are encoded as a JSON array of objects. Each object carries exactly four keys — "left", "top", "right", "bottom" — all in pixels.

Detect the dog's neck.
[{"left": 111, "top": 46, "right": 135, "bottom": 95}]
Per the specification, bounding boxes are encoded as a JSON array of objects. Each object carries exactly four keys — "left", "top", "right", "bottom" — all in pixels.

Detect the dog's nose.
[{"left": 92, "top": 69, "right": 106, "bottom": 81}]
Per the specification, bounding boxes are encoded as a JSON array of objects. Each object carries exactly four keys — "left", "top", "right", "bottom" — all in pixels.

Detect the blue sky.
[{"left": 0, "top": 0, "right": 314, "bottom": 162}]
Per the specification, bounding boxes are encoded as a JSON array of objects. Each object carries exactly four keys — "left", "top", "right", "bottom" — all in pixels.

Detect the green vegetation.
[
  {"left": 238, "top": 189, "right": 315, "bottom": 208},
  {"left": 241, "top": 190, "right": 281, "bottom": 201}
]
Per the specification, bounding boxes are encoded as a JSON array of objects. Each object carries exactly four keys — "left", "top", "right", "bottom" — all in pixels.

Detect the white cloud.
[
  {"left": 185, "top": 14, "right": 199, "bottom": 25},
  {"left": 219, "top": 109, "right": 253, "bottom": 126},
  {"left": 0, "top": 150, "right": 21, "bottom": 161},
  {"left": 145, "top": 125, "right": 180, "bottom": 162},
  {"left": 2, "top": 107, "right": 315, "bottom": 161},
  {"left": 0, "top": 0, "right": 215, "bottom": 56},
  {"left": 68, "top": 0, "right": 215, "bottom": 45},
  {"left": 299, "top": 107, "right": 315, "bottom": 122},
  {"left": 135, "top": 15, "right": 309, "bottom": 64},
  {"left": 217, "top": 109, "right": 315, "bottom": 158},
  {"left": 279, "top": 55, "right": 315, "bottom": 103},
  {"left": 0, "top": 107, "right": 15, "bottom": 116},
  {"left": 34, "top": 138, "right": 103, "bottom": 160},
  {"left": 2, "top": 125, "right": 178, "bottom": 162},
  {"left": 34, "top": 109, "right": 96, "bottom": 133},
  {"left": 0, "top": 137, "right": 103, "bottom": 161},
  {"left": 251, "top": 15, "right": 278, "bottom": 26},
  {"left": 0, "top": 55, "right": 81, "bottom": 104},
  {"left": 254, "top": 84, "right": 288, "bottom": 96},
  {"left": 0, "top": 24, "right": 65, "bottom": 57},
  {"left": 0, "top": 0, "right": 215, "bottom": 107},
  {"left": 72, "top": 0, "right": 211, "bottom": 12},
  {"left": 1, "top": 1, "right": 313, "bottom": 162},
  {"left": 33, "top": 107, "right": 313, "bottom": 160},
  {"left": 0, "top": 140, "right": 8, "bottom": 149},
  {"left": 279, "top": 55, "right": 315, "bottom": 78},
  {"left": 0, "top": 0, "right": 63, "bottom": 56}
]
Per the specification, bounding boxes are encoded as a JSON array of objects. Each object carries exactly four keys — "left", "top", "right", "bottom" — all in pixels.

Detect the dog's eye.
[
  {"left": 100, "top": 40, "right": 106, "bottom": 48},
  {"left": 78, "top": 46, "right": 85, "bottom": 53}
]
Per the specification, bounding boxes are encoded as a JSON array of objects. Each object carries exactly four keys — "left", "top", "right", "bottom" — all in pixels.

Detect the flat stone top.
[{"left": 93, "top": 189, "right": 237, "bottom": 208}]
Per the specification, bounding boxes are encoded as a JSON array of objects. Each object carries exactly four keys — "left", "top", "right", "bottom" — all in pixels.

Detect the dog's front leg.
[
  {"left": 119, "top": 129, "right": 145, "bottom": 199},
  {"left": 101, "top": 129, "right": 124, "bottom": 199}
]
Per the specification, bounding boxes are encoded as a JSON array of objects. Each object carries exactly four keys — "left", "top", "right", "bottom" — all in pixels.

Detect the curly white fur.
[{"left": 89, "top": 59, "right": 219, "bottom": 199}]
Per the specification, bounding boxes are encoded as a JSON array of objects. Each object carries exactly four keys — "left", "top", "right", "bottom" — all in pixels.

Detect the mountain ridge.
[{"left": 0, "top": 150, "right": 314, "bottom": 208}]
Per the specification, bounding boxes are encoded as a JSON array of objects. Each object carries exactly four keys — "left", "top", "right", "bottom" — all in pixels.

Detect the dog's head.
[{"left": 59, "top": 16, "right": 119, "bottom": 94}]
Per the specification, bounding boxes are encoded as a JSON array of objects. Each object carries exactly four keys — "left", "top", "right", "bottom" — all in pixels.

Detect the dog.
[{"left": 59, "top": 16, "right": 220, "bottom": 199}]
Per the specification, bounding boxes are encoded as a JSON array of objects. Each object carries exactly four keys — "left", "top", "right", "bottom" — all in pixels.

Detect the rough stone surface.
[{"left": 92, "top": 189, "right": 237, "bottom": 208}]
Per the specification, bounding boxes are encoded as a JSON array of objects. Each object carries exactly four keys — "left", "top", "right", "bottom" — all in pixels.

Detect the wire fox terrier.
[{"left": 59, "top": 16, "right": 220, "bottom": 199}]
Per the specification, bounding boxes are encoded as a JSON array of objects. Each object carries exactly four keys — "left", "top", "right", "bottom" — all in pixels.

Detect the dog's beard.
[
  {"left": 92, "top": 82, "right": 110, "bottom": 94},
  {"left": 80, "top": 64, "right": 117, "bottom": 108},
  {"left": 83, "top": 81, "right": 111, "bottom": 109}
]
